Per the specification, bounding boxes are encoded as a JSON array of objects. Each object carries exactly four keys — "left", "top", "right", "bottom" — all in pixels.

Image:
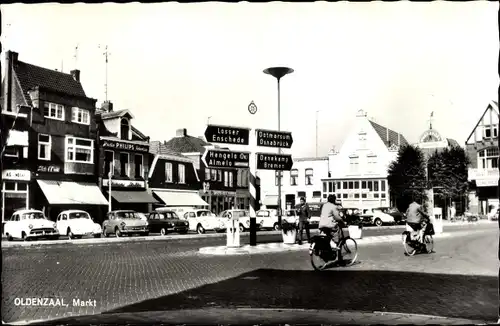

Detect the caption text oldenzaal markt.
[{"left": 14, "top": 297, "right": 97, "bottom": 307}]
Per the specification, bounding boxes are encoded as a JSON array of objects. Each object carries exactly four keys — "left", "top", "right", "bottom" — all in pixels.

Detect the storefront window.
[
  {"left": 104, "top": 150, "right": 114, "bottom": 176},
  {"left": 205, "top": 168, "right": 211, "bottom": 181},
  {"left": 120, "top": 153, "right": 130, "bottom": 177},
  {"left": 305, "top": 169, "right": 314, "bottom": 185},
  {"left": 135, "top": 154, "right": 143, "bottom": 178}
]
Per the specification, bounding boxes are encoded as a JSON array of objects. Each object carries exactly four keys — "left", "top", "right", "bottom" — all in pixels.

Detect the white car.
[
  {"left": 219, "top": 209, "right": 263, "bottom": 232},
  {"left": 56, "top": 210, "right": 102, "bottom": 239},
  {"left": 4, "top": 209, "right": 59, "bottom": 241},
  {"left": 256, "top": 209, "right": 299, "bottom": 230},
  {"left": 363, "top": 207, "right": 396, "bottom": 226},
  {"left": 181, "top": 209, "right": 225, "bottom": 234}
]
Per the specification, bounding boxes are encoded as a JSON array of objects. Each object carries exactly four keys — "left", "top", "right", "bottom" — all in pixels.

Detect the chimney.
[
  {"left": 176, "top": 128, "right": 187, "bottom": 137},
  {"left": 70, "top": 69, "right": 80, "bottom": 82},
  {"left": 8, "top": 51, "right": 19, "bottom": 64},
  {"left": 3, "top": 51, "right": 19, "bottom": 112},
  {"left": 398, "top": 133, "right": 401, "bottom": 145},
  {"left": 101, "top": 100, "right": 113, "bottom": 112}
]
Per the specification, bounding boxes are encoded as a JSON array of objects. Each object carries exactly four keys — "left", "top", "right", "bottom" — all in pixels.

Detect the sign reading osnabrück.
[
  {"left": 204, "top": 125, "right": 250, "bottom": 145},
  {"left": 255, "top": 129, "right": 293, "bottom": 149},
  {"left": 202, "top": 149, "right": 250, "bottom": 168},
  {"left": 256, "top": 153, "right": 294, "bottom": 171}
]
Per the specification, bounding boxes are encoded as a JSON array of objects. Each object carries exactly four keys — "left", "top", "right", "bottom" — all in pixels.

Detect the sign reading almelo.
[
  {"left": 256, "top": 153, "right": 293, "bottom": 171},
  {"left": 255, "top": 129, "right": 293, "bottom": 149},
  {"left": 202, "top": 149, "right": 250, "bottom": 168},
  {"left": 204, "top": 125, "right": 250, "bottom": 145}
]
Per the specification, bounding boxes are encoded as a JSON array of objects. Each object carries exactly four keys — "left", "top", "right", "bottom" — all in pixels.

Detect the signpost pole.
[
  {"left": 108, "top": 163, "right": 113, "bottom": 213},
  {"left": 249, "top": 130, "right": 257, "bottom": 246}
]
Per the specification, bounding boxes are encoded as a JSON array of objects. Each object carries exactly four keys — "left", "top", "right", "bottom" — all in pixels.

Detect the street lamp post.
[{"left": 263, "top": 67, "right": 294, "bottom": 226}]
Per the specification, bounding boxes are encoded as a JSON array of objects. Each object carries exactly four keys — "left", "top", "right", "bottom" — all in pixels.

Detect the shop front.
[
  {"left": 199, "top": 189, "right": 236, "bottom": 215},
  {"left": 235, "top": 189, "right": 250, "bottom": 210},
  {"left": 468, "top": 168, "right": 499, "bottom": 215},
  {"left": 152, "top": 189, "right": 208, "bottom": 209},
  {"left": 103, "top": 179, "right": 158, "bottom": 215},
  {"left": 1, "top": 169, "right": 31, "bottom": 222}
]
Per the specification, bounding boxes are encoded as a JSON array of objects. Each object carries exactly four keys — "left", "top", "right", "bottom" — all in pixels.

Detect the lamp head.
[{"left": 263, "top": 67, "right": 294, "bottom": 80}]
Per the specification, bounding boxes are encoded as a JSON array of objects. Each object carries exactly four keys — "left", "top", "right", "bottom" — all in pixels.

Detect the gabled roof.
[
  {"left": 446, "top": 138, "right": 460, "bottom": 147},
  {"left": 150, "top": 140, "right": 183, "bottom": 155},
  {"left": 100, "top": 109, "right": 134, "bottom": 120},
  {"left": 131, "top": 126, "right": 147, "bottom": 140},
  {"left": 13, "top": 60, "right": 87, "bottom": 106},
  {"left": 164, "top": 135, "right": 211, "bottom": 154},
  {"left": 368, "top": 120, "right": 409, "bottom": 148},
  {"left": 465, "top": 101, "right": 500, "bottom": 144}
]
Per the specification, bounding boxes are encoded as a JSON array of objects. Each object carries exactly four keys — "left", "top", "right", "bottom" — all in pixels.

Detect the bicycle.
[
  {"left": 309, "top": 223, "right": 358, "bottom": 271},
  {"left": 401, "top": 219, "right": 434, "bottom": 256}
]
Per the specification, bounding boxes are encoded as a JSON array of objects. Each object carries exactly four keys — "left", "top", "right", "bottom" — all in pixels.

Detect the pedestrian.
[
  {"left": 296, "top": 197, "right": 311, "bottom": 245},
  {"left": 449, "top": 203, "right": 456, "bottom": 221}
]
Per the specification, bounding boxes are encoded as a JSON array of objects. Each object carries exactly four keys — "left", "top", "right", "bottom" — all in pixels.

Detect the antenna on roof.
[
  {"left": 60, "top": 59, "right": 64, "bottom": 72},
  {"left": 98, "top": 44, "right": 111, "bottom": 101},
  {"left": 73, "top": 43, "right": 79, "bottom": 69}
]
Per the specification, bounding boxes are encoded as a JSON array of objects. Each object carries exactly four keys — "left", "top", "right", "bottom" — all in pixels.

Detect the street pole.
[
  {"left": 263, "top": 67, "right": 294, "bottom": 227},
  {"left": 316, "top": 110, "right": 319, "bottom": 157},
  {"left": 108, "top": 162, "right": 113, "bottom": 213}
]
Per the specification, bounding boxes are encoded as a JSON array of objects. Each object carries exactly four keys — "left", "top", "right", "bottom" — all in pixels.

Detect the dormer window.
[
  {"left": 120, "top": 118, "right": 130, "bottom": 140},
  {"left": 43, "top": 102, "right": 65, "bottom": 121},
  {"left": 72, "top": 107, "right": 90, "bottom": 125}
]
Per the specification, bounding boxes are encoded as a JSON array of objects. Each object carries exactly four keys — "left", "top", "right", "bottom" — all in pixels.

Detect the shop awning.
[
  {"left": 262, "top": 195, "right": 278, "bottom": 206},
  {"left": 37, "top": 180, "right": 109, "bottom": 205},
  {"left": 7, "top": 130, "right": 28, "bottom": 147},
  {"left": 153, "top": 190, "right": 208, "bottom": 207},
  {"left": 111, "top": 190, "right": 159, "bottom": 204}
]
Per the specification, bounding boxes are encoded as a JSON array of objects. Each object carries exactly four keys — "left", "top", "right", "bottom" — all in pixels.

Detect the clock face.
[{"left": 248, "top": 101, "right": 257, "bottom": 114}]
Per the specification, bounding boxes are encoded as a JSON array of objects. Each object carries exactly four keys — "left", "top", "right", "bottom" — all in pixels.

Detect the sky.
[{"left": 1, "top": 2, "right": 498, "bottom": 158}]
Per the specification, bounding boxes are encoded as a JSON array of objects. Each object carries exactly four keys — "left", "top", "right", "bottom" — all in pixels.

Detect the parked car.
[
  {"left": 4, "top": 209, "right": 59, "bottom": 241},
  {"left": 146, "top": 211, "right": 189, "bottom": 235},
  {"left": 339, "top": 207, "right": 363, "bottom": 226},
  {"left": 102, "top": 210, "right": 149, "bottom": 237},
  {"left": 371, "top": 207, "right": 397, "bottom": 226},
  {"left": 219, "top": 209, "right": 263, "bottom": 232},
  {"left": 56, "top": 210, "right": 102, "bottom": 239},
  {"left": 385, "top": 207, "right": 406, "bottom": 224},
  {"left": 256, "top": 209, "right": 298, "bottom": 230},
  {"left": 181, "top": 209, "right": 225, "bottom": 234}
]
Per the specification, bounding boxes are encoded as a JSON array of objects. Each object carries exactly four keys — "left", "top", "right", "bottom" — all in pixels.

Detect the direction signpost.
[
  {"left": 201, "top": 149, "right": 250, "bottom": 169},
  {"left": 256, "top": 153, "right": 294, "bottom": 171},
  {"left": 255, "top": 129, "right": 293, "bottom": 149},
  {"left": 204, "top": 125, "right": 250, "bottom": 146}
]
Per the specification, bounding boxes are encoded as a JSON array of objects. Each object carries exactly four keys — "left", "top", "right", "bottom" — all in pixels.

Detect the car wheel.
[
  {"left": 374, "top": 218, "right": 383, "bottom": 227},
  {"left": 67, "top": 228, "right": 74, "bottom": 239},
  {"left": 239, "top": 224, "right": 245, "bottom": 233},
  {"left": 21, "top": 231, "right": 28, "bottom": 241},
  {"left": 160, "top": 228, "right": 167, "bottom": 236},
  {"left": 273, "top": 223, "right": 280, "bottom": 231},
  {"left": 197, "top": 224, "right": 205, "bottom": 234},
  {"left": 6, "top": 233, "right": 13, "bottom": 241},
  {"left": 115, "top": 228, "right": 122, "bottom": 237}
]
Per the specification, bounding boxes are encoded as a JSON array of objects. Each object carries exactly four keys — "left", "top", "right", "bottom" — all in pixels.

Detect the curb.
[{"left": 198, "top": 233, "right": 454, "bottom": 255}]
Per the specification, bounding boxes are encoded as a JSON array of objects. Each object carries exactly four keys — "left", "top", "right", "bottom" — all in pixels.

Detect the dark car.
[
  {"left": 339, "top": 208, "right": 363, "bottom": 225},
  {"left": 147, "top": 211, "right": 189, "bottom": 235}
]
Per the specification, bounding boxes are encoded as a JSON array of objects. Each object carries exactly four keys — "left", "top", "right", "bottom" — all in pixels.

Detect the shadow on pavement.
[{"left": 97, "top": 268, "right": 497, "bottom": 322}]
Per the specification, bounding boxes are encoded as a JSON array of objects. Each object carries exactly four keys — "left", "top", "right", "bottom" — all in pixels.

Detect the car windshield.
[
  {"left": 160, "top": 212, "right": 179, "bottom": 219},
  {"left": 69, "top": 212, "right": 90, "bottom": 219},
  {"left": 22, "top": 212, "right": 45, "bottom": 219},
  {"left": 117, "top": 212, "right": 142, "bottom": 219},
  {"left": 197, "top": 210, "right": 211, "bottom": 217},
  {"left": 233, "top": 211, "right": 249, "bottom": 218}
]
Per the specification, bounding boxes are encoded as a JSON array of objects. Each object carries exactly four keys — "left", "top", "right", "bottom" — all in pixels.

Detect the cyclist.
[
  {"left": 405, "top": 200, "right": 429, "bottom": 243},
  {"left": 319, "top": 194, "right": 344, "bottom": 249}
]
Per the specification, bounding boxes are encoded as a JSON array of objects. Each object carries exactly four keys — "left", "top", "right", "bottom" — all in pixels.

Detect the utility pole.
[
  {"left": 98, "top": 45, "right": 111, "bottom": 101},
  {"left": 73, "top": 44, "right": 79, "bottom": 69},
  {"left": 315, "top": 110, "right": 319, "bottom": 157}
]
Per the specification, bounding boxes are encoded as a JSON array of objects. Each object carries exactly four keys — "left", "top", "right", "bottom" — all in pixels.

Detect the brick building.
[{"left": 1, "top": 51, "right": 108, "bottom": 222}]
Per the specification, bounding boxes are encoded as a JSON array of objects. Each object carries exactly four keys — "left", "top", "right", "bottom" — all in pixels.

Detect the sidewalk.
[
  {"left": 15, "top": 308, "right": 491, "bottom": 325},
  {"left": 199, "top": 232, "right": 455, "bottom": 255}
]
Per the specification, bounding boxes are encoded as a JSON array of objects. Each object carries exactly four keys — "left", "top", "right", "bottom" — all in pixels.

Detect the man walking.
[{"left": 296, "top": 197, "right": 311, "bottom": 245}]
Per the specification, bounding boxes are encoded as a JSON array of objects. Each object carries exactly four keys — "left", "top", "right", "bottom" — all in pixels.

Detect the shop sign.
[
  {"left": 102, "top": 179, "right": 145, "bottom": 188},
  {"left": 2, "top": 169, "right": 31, "bottom": 181},
  {"left": 102, "top": 140, "right": 149, "bottom": 153},
  {"left": 476, "top": 179, "right": 498, "bottom": 187},
  {"left": 468, "top": 168, "right": 499, "bottom": 181},
  {"left": 211, "top": 190, "right": 236, "bottom": 197},
  {"left": 37, "top": 165, "right": 61, "bottom": 173}
]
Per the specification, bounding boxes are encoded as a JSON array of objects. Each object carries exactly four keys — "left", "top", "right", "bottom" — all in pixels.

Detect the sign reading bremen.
[
  {"left": 204, "top": 125, "right": 250, "bottom": 145},
  {"left": 255, "top": 129, "right": 293, "bottom": 149},
  {"left": 256, "top": 153, "right": 293, "bottom": 171},
  {"left": 202, "top": 149, "right": 250, "bottom": 168}
]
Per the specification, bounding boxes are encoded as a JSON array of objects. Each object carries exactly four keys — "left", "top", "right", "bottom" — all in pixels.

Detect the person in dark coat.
[{"left": 296, "top": 197, "right": 311, "bottom": 244}]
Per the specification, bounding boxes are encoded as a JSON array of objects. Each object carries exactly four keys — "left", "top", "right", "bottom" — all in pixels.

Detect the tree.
[
  {"left": 387, "top": 144, "right": 428, "bottom": 212},
  {"left": 427, "top": 146, "right": 470, "bottom": 213}
]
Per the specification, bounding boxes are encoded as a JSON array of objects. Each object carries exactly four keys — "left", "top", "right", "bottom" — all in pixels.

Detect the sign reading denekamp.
[
  {"left": 256, "top": 153, "right": 293, "bottom": 171},
  {"left": 204, "top": 125, "right": 250, "bottom": 145},
  {"left": 202, "top": 149, "right": 250, "bottom": 168},
  {"left": 255, "top": 129, "right": 293, "bottom": 149},
  {"left": 102, "top": 140, "right": 149, "bottom": 153}
]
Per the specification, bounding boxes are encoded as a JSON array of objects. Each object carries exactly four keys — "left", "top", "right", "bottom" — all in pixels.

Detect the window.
[
  {"left": 328, "top": 182, "right": 334, "bottom": 192},
  {"left": 71, "top": 107, "right": 90, "bottom": 125},
  {"left": 119, "top": 153, "right": 130, "bottom": 177},
  {"left": 38, "top": 134, "right": 51, "bottom": 160},
  {"left": 66, "top": 137, "right": 93, "bottom": 163},
  {"left": 343, "top": 181, "right": 348, "bottom": 189},
  {"left": 224, "top": 171, "right": 229, "bottom": 187},
  {"left": 104, "top": 150, "right": 114, "bottom": 176},
  {"left": 484, "top": 125, "right": 499, "bottom": 139},
  {"left": 374, "top": 180, "right": 379, "bottom": 192},
  {"left": 135, "top": 154, "right": 143, "bottom": 178},
  {"left": 290, "top": 169, "right": 298, "bottom": 186},
  {"left": 228, "top": 171, "right": 233, "bottom": 187},
  {"left": 478, "top": 147, "right": 499, "bottom": 169},
  {"left": 342, "top": 194, "right": 348, "bottom": 199},
  {"left": 305, "top": 168, "right": 313, "bottom": 185},
  {"left": 275, "top": 171, "right": 283, "bottom": 186},
  {"left": 323, "top": 182, "right": 327, "bottom": 193},
  {"left": 2, "top": 181, "right": 27, "bottom": 192},
  {"left": 165, "top": 162, "right": 173, "bottom": 182},
  {"left": 242, "top": 169, "right": 249, "bottom": 187},
  {"left": 313, "top": 191, "right": 321, "bottom": 198},
  {"left": 120, "top": 118, "right": 130, "bottom": 140},
  {"left": 362, "top": 193, "right": 367, "bottom": 199},
  {"left": 362, "top": 181, "right": 367, "bottom": 189},
  {"left": 358, "top": 133, "right": 367, "bottom": 150},
  {"left": 43, "top": 102, "right": 65, "bottom": 120},
  {"left": 297, "top": 191, "right": 306, "bottom": 198},
  {"left": 237, "top": 170, "right": 242, "bottom": 187},
  {"left": 354, "top": 181, "right": 359, "bottom": 189},
  {"left": 354, "top": 194, "right": 360, "bottom": 199},
  {"left": 367, "top": 155, "right": 377, "bottom": 173},
  {"left": 4, "top": 146, "right": 18, "bottom": 158},
  {"left": 211, "top": 169, "right": 217, "bottom": 181},
  {"left": 218, "top": 170, "right": 222, "bottom": 182},
  {"left": 367, "top": 181, "right": 373, "bottom": 191},
  {"left": 381, "top": 180, "right": 386, "bottom": 192},
  {"left": 205, "top": 168, "right": 211, "bottom": 181},
  {"left": 178, "top": 164, "right": 186, "bottom": 184},
  {"left": 348, "top": 181, "right": 354, "bottom": 189},
  {"left": 349, "top": 156, "right": 359, "bottom": 173}
]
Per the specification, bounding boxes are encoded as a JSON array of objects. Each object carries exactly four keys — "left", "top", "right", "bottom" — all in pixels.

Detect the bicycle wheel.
[
  {"left": 339, "top": 237, "right": 358, "bottom": 266},
  {"left": 309, "top": 243, "right": 329, "bottom": 271},
  {"left": 424, "top": 235, "right": 434, "bottom": 253},
  {"left": 402, "top": 233, "right": 417, "bottom": 256}
]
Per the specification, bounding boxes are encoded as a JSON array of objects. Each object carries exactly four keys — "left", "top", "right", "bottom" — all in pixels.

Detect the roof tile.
[{"left": 368, "top": 120, "right": 409, "bottom": 148}]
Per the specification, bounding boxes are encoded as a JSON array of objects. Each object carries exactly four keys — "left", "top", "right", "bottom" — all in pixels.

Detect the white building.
[
  {"left": 321, "top": 109, "right": 409, "bottom": 209},
  {"left": 260, "top": 156, "right": 329, "bottom": 209}
]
